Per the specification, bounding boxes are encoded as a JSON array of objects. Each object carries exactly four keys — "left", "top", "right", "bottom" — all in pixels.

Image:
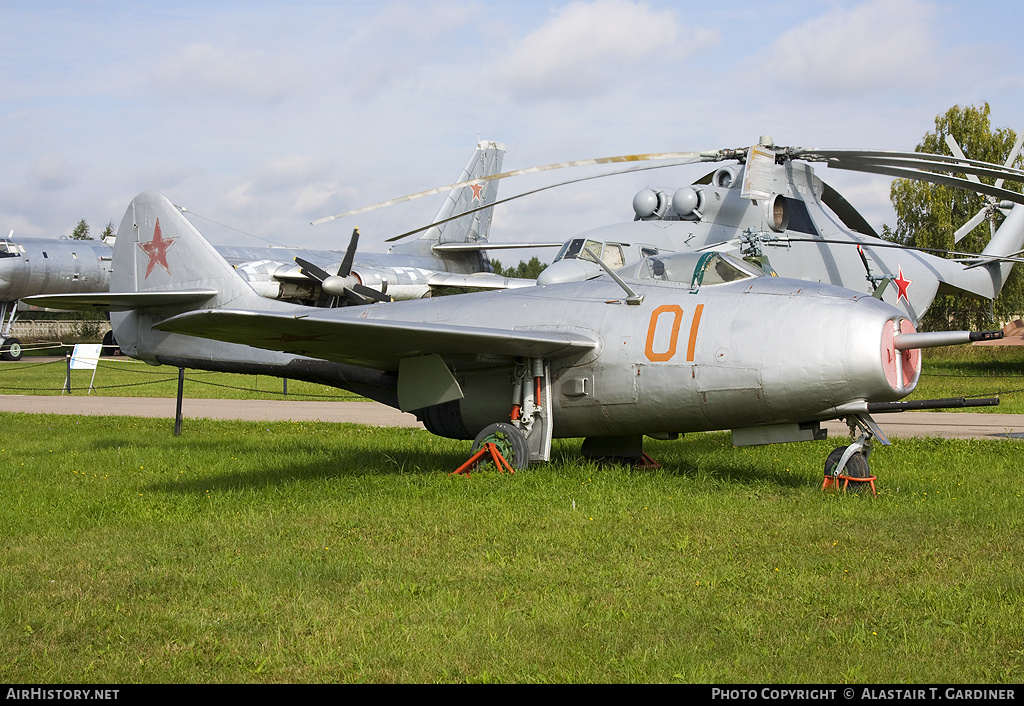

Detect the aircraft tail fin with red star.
[
  {"left": 110, "top": 191, "right": 255, "bottom": 300},
  {"left": 387, "top": 140, "right": 506, "bottom": 273},
  {"left": 20, "top": 191, "right": 257, "bottom": 315}
]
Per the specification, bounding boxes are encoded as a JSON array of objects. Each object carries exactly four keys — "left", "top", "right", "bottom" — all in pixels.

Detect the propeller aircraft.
[
  {"left": 0, "top": 140, "right": 536, "bottom": 360},
  {"left": 26, "top": 189, "right": 1003, "bottom": 486}
]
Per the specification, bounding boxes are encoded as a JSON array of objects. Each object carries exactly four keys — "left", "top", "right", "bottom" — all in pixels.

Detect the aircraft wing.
[
  {"left": 23, "top": 290, "right": 218, "bottom": 312},
  {"left": 155, "top": 308, "right": 599, "bottom": 370},
  {"left": 426, "top": 272, "right": 536, "bottom": 290}
]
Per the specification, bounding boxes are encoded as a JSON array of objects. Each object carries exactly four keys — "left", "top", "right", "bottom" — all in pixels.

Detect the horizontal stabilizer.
[
  {"left": 24, "top": 290, "right": 218, "bottom": 312},
  {"left": 154, "top": 308, "right": 599, "bottom": 370}
]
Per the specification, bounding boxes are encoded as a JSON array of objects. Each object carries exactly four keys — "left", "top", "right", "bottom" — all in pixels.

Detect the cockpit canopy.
[{"left": 626, "top": 252, "right": 764, "bottom": 288}]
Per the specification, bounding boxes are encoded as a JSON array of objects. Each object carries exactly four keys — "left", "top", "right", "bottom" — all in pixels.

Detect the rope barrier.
[{"left": 0, "top": 354, "right": 352, "bottom": 399}]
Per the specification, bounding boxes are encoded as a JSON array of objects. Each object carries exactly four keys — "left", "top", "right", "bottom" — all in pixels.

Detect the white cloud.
[
  {"left": 500, "top": 0, "right": 717, "bottom": 101},
  {"left": 753, "top": 0, "right": 939, "bottom": 96},
  {"left": 152, "top": 42, "right": 307, "bottom": 103}
]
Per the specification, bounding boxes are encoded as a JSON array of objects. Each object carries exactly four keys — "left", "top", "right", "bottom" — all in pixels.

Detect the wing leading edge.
[{"left": 155, "top": 309, "right": 600, "bottom": 370}]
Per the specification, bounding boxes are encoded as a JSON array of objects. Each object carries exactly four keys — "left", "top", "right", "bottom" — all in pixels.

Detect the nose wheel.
[{"left": 822, "top": 414, "right": 884, "bottom": 496}]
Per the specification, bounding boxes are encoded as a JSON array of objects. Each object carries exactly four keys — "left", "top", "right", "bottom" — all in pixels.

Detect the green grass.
[
  {"left": 2, "top": 413, "right": 1023, "bottom": 683},
  {"left": 909, "top": 346, "right": 1024, "bottom": 413}
]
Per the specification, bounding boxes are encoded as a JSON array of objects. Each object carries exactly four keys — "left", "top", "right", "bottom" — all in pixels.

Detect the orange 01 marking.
[
  {"left": 686, "top": 304, "right": 704, "bottom": 362},
  {"left": 645, "top": 305, "right": 684, "bottom": 362}
]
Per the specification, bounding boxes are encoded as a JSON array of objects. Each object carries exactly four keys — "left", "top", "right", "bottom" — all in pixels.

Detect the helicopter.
[{"left": 327, "top": 135, "right": 1024, "bottom": 328}]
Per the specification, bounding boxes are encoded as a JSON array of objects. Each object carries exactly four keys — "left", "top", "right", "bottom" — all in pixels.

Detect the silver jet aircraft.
[
  {"left": 0, "top": 140, "right": 530, "bottom": 359},
  {"left": 27, "top": 190, "right": 999, "bottom": 483}
]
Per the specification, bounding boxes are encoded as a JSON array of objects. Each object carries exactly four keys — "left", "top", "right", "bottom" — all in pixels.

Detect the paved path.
[
  {"left": 2, "top": 395, "right": 1024, "bottom": 440},
  {"left": 0, "top": 396, "right": 422, "bottom": 427}
]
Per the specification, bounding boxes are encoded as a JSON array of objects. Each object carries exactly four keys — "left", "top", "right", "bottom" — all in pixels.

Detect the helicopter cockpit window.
[
  {"left": 0, "top": 240, "right": 19, "bottom": 258},
  {"left": 635, "top": 252, "right": 763, "bottom": 287},
  {"left": 602, "top": 244, "right": 625, "bottom": 268},
  {"left": 552, "top": 238, "right": 623, "bottom": 267}
]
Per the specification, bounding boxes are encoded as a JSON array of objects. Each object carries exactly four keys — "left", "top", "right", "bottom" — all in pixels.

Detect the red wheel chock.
[
  {"left": 822, "top": 474, "right": 877, "bottom": 497},
  {"left": 637, "top": 452, "right": 660, "bottom": 469},
  {"left": 451, "top": 442, "right": 516, "bottom": 477}
]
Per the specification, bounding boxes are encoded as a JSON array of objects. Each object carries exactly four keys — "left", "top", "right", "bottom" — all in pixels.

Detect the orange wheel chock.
[
  {"left": 822, "top": 474, "right": 877, "bottom": 497},
  {"left": 451, "top": 442, "right": 516, "bottom": 477}
]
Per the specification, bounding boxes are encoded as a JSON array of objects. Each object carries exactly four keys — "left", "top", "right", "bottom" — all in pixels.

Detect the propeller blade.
[
  {"left": 337, "top": 228, "right": 359, "bottom": 277},
  {"left": 294, "top": 256, "right": 332, "bottom": 283},
  {"left": 953, "top": 208, "right": 989, "bottom": 244},
  {"left": 350, "top": 283, "right": 392, "bottom": 303}
]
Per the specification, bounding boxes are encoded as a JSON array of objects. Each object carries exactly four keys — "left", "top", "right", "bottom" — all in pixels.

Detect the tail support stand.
[{"left": 451, "top": 442, "right": 516, "bottom": 477}]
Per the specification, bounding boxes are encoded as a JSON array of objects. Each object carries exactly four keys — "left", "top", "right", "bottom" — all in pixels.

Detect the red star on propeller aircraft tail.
[
  {"left": 470, "top": 182, "right": 483, "bottom": 201},
  {"left": 894, "top": 266, "right": 912, "bottom": 304},
  {"left": 137, "top": 219, "right": 177, "bottom": 278}
]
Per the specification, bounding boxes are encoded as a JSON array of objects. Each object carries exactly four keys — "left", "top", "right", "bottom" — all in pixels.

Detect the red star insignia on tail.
[
  {"left": 470, "top": 182, "right": 483, "bottom": 201},
  {"left": 894, "top": 266, "right": 912, "bottom": 303},
  {"left": 137, "top": 219, "right": 177, "bottom": 278}
]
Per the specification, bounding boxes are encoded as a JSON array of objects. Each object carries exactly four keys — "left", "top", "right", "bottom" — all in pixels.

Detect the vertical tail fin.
[
  {"left": 388, "top": 140, "right": 505, "bottom": 272},
  {"left": 112, "top": 191, "right": 256, "bottom": 299},
  {"left": 109, "top": 191, "right": 279, "bottom": 359}
]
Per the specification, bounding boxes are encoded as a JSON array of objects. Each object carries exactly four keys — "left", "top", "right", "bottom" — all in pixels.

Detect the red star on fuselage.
[
  {"left": 137, "top": 219, "right": 177, "bottom": 278},
  {"left": 470, "top": 182, "right": 484, "bottom": 201},
  {"left": 894, "top": 266, "right": 912, "bottom": 304}
]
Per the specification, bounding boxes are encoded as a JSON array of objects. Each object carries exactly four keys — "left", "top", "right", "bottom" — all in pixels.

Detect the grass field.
[
  {"left": 2, "top": 344, "right": 1024, "bottom": 682},
  {"left": 2, "top": 410, "right": 1023, "bottom": 683},
  {"left": 908, "top": 345, "right": 1024, "bottom": 413}
]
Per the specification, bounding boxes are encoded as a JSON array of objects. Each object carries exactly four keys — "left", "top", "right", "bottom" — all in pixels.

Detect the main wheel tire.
[
  {"left": 102, "top": 329, "right": 121, "bottom": 356},
  {"left": 471, "top": 422, "right": 531, "bottom": 470},
  {"left": 1, "top": 337, "right": 23, "bottom": 361}
]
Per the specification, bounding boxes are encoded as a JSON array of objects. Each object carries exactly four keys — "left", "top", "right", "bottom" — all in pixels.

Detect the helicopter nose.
[{"left": 537, "top": 258, "right": 602, "bottom": 286}]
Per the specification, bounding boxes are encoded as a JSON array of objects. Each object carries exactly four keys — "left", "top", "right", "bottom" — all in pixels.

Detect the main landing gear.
[
  {"left": 0, "top": 337, "right": 23, "bottom": 361},
  {"left": 822, "top": 414, "right": 883, "bottom": 496},
  {"left": 0, "top": 301, "right": 22, "bottom": 361},
  {"left": 453, "top": 358, "right": 553, "bottom": 475}
]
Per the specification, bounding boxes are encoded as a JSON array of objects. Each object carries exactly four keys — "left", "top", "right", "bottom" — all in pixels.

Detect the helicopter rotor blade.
[
  {"left": 953, "top": 208, "right": 990, "bottom": 244},
  {"left": 996, "top": 132, "right": 1024, "bottom": 189},
  {"left": 383, "top": 157, "right": 711, "bottom": 243},
  {"left": 944, "top": 134, "right": 982, "bottom": 186},
  {"left": 312, "top": 151, "right": 729, "bottom": 225}
]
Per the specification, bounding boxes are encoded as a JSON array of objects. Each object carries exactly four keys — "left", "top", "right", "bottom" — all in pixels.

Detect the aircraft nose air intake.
[{"left": 880, "top": 318, "right": 921, "bottom": 394}]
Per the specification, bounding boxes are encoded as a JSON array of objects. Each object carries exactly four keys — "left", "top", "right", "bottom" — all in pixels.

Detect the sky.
[{"left": 2, "top": 0, "right": 1023, "bottom": 263}]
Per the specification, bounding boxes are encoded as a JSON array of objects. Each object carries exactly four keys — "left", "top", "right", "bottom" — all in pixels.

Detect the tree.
[
  {"left": 889, "top": 103, "right": 1024, "bottom": 330},
  {"left": 100, "top": 219, "right": 116, "bottom": 241},
  {"left": 70, "top": 218, "right": 93, "bottom": 240},
  {"left": 491, "top": 256, "right": 548, "bottom": 279}
]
